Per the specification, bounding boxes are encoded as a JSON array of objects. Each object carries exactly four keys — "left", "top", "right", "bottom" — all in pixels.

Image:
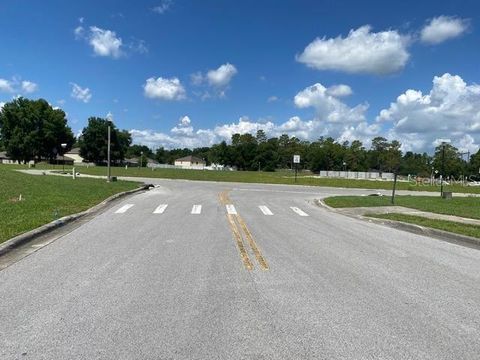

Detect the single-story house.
[
  {"left": 65, "top": 148, "right": 85, "bottom": 165},
  {"left": 49, "top": 154, "right": 75, "bottom": 166},
  {"left": 0, "top": 151, "right": 36, "bottom": 165},
  {"left": 0, "top": 151, "right": 11, "bottom": 164},
  {"left": 174, "top": 155, "right": 206, "bottom": 169}
]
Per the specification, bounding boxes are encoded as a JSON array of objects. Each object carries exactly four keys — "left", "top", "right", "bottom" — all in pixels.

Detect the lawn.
[
  {"left": 7, "top": 162, "right": 480, "bottom": 194},
  {"left": 368, "top": 213, "right": 480, "bottom": 239},
  {"left": 324, "top": 195, "right": 480, "bottom": 220},
  {"left": 0, "top": 165, "right": 139, "bottom": 244},
  {"left": 18, "top": 163, "right": 480, "bottom": 194}
]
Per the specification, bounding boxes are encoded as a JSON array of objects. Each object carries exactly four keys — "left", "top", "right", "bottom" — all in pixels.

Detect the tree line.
[{"left": 1, "top": 97, "right": 479, "bottom": 178}]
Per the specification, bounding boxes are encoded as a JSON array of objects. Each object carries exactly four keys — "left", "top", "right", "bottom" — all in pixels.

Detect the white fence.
[{"left": 319, "top": 170, "right": 394, "bottom": 180}]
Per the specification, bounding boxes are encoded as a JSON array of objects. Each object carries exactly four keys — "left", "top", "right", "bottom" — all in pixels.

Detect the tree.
[
  {"left": 432, "top": 143, "right": 464, "bottom": 178},
  {"left": 256, "top": 129, "right": 267, "bottom": 144},
  {"left": 0, "top": 97, "right": 74, "bottom": 163},
  {"left": 126, "top": 144, "right": 153, "bottom": 159},
  {"left": 78, "top": 117, "right": 131, "bottom": 164}
]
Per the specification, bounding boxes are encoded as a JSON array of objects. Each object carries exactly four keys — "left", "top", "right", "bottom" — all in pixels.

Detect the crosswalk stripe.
[
  {"left": 290, "top": 206, "right": 309, "bottom": 217},
  {"left": 226, "top": 204, "right": 237, "bottom": 215},
  {"left": 153, "top": 204, "right": 168, "bottom": 214},
  {"left": 191, "top": 205, "right": 202, "bottom": 214},
  {"left": 115, "top": 204, "right": 134, "bottom": 214},
  {"left": 258, "top": 205, "right": 273, "bottom": 216}
]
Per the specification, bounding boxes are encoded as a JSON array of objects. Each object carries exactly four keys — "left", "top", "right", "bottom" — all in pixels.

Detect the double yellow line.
[{"left": 219, "top": 190, "right": 269, "bottom": 271}]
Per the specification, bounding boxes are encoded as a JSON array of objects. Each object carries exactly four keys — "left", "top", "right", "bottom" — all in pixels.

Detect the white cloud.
[
  {"left": 130, "top": 111, "right": 382, "bottom": 150},
  {"left": 88, "top": 26, "right": 123, "bottom": 58},
  {"left": 0, "top": 79, "right": 14, "bottom": 93},
  {"left": 297, "top": 25, "right": 410, "bottom": 75},
  {"left": 143, "top": 77, "right": 186, "bottom": 101},
  {"left": 128, "top": 39, "right": 148, "bottom": 54},
  {"left": 1, "top": 78, "right": 38, "bottom": 94},
  {"left": 70, "top": 82, "right": 92, "bottom": 103},
  {"left": 153, "top": 0, "right": 173, "bottom": 14},
  {"left": 75, "top": 21, "right": 147, "bottom": 58},
  {"left": 377, "top": 73, "right": 480, "bottom": 153},
  {"left": 420, "top": 16, "right": 469, "bottom": 44},
  {"left": 191, "top": 63, "right": 238, "bottom": 99},
  {"left": 21, "top": 81, "right": 38, "bottom": 93},
  {"left": 0, "top": 102, "right": 5, "bottom": 111},
  {"left": 206, "top": 63, "right": 238, "bottom": 87},
  {"left": 74, "top": 25, "right": 85, "bottom": 39},
  {"left": 190, "top": 72, "right": 204, "bottom": 86},
  {"left": 294, "top": 83, "right": 368, "bottom": 123},
  {"left": 326, "top": 84, "right": 352, "bottom": 97},
  {"left": 267, "top": 96, "right": 279, "bottom": 103},
  {"left": 179, "top": 115, "right": 191, "bottom": 126}
]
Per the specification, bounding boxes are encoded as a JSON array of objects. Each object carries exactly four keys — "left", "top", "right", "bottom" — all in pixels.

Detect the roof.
[
  {"left": 175, "top": 155, "right": 205, "bottom": 163},
  {"left": 66, "top": 147, "right": 80, "bottom": 154},
  {"left": 54, "top": 155, "right": 75, "bottom": 161},
  {"left": 0, "top": 151, "right": 9, "bottom": 159}
]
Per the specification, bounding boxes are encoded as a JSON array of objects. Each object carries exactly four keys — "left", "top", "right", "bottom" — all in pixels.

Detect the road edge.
[
  {"left": 314, "top": 198, "right": 480, "bottom": 248},
  {"left": 0, "top": 184, "right": 153, "bottom": 256}
]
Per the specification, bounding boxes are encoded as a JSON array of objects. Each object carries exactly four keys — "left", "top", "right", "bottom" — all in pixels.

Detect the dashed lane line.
[
  {"left": 153, "top": 204, "right": 168, "bottom": 214},
  {"left": 258, "top": 205, "right": 274, "bottom": 216},
  {"left": 115, "top": 204, "right": 134, "bottom": 214},
  {"left": 290, "top": 206, "right": 309, "bottom": 217}
]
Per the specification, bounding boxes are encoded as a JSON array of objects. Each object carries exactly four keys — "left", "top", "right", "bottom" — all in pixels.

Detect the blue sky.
[{"left": 1, "top": 0, "right": 479, "bottom": 153}]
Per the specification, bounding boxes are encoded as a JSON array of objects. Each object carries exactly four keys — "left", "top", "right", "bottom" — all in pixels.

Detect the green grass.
[
  {"left": 368, "top": 213, "right": 480, "bottom": 239},
  {"left": 324, "top": 195, "right": 480, "bottom": 220},
  {"left": 0, "top": 166, "right": 139, "bottom": 244},
  {"left": 5, "top": 162, "right": 480, "bottom": 194}
]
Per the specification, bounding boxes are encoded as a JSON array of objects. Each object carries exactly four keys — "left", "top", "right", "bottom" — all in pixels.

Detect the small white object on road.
[
  {"left": 153, "top": 204, "right": 168, "bottom": 214},
  {"left": 191, "top": 205, "right": 202, "bottom": 214},
  {"left": 290, "top": 206, "right": 309, "bottom": 217},
  {"left": 226, "top": 204, "right": 237, "bottom": 215},
  {"left": 258, "top": 205, "right": 273, "bottom": 216},
  {"left": 115, "top": 204, "right": 135, "bottom": 214}
]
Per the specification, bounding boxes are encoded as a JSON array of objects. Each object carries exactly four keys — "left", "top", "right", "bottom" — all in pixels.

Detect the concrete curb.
[
  {"left": 314, "top": 198, "right": 480, "bottom": 247},
  {"left": 0, "top": 184, "right": 153, "bottom": 256},
  {"left": 363, "top": 216, "right": 480, "bottom": 247}
]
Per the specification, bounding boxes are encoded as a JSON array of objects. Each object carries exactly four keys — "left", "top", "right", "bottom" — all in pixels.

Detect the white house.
[
  {"left": 174, "top": 155, "right": 206, "bottom": 169},
  {"left": 64, "top": 148, "right": 85, "bottom": 165}
]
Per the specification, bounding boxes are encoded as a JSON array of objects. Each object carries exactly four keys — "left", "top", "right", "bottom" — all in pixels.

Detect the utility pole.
[
  {"left": 107, "top": 124, "right": 111, "bottom": 182},
  {"left": 440, "top": 142, "right": 446, "bottom": 197},
  {"left": 391, "top": 173, "right": 398, "bottom": 204}
]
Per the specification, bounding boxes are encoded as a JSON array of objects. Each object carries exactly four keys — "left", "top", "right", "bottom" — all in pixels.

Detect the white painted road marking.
[
  {"left": 153, "top": 204, "right": 168, "bottom": 214},
  {"left": 290, "top": 207, "right": 309, "bottom": 217},
  {"left": 115, "top": 204, "right": 134, "bottom": 214},
  {"left": 226, "top": 204, "right": 237, "bottom": 215},
  {"left": 191, "top": 205, "right": 202, "bottom": 214},
  {"left": 258, "top": 205, "right": 274, "bottom": 216}
]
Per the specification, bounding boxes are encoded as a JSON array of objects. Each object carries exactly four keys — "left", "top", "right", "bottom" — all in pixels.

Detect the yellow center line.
[
  {"left": 219, "top": 190, "right": 269, "bottom": 271},
  {"left": 226, "top": 214, "right": 253, "bottom": 270},
  {"left": 236, "top": 214, "right": 269, "bottom": 270}
]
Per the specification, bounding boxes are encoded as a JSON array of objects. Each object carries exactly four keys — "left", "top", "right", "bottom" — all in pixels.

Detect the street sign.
[{"left": 293, "top": 155, "right": 300, "bottom": 164}]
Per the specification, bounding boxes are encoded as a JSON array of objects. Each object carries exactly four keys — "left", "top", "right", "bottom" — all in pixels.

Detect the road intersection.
[{"left": 1, "top": 179, "right": 480, "bottom": 359}]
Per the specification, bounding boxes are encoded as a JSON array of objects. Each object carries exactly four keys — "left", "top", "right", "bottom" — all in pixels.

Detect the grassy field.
[
  {"left": 0, "top": 166, "right": 139, "bottom": 244},
  {"left": 368, "top": 213, "right": 480, "bottom": 239},
  {"left": 324, "top": 195, "right": 480, "bottom": 220},
  {"left": 14, "top": 163, "right": 480, "bottom": 194}
]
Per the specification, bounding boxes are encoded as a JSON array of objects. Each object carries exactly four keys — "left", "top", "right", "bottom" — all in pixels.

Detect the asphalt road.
[{"left": 1, "top": 180, "right": 480, "bottom": 359}]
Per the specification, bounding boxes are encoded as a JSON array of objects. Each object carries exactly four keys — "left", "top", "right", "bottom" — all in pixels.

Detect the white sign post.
[{"left": 293, "top": 155, "right": 300, "bottom": 182}]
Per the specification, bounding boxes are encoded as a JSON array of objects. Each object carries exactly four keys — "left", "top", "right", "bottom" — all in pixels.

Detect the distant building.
[
  {"left": 49, "top": 154, "right": 75, "bottom": 166},
  {"left": 174, "top": 155, "right": 206, "bottom": 169},
  {"left": 0, "top": 151, "right": 14, "bottom": 164},
  {"left": 64, "top": 148, "right": 85, "bottom": 165},
  {"left": 0, "top": 151, "right": 34, "bottom": 165}
]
